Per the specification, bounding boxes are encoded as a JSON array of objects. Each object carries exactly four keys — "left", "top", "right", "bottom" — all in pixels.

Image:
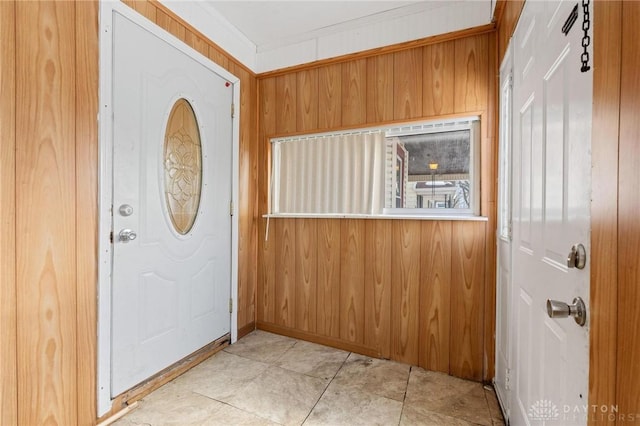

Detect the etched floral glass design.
[{"left": 163, "top": 98, "right": 202, "bottom": 235}]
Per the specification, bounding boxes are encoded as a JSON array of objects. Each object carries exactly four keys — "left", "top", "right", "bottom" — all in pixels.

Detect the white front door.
[
  {"left": 510, "top": 0, "right": 592, "bottom": 424},
  {"left": 110, "top": 11, "right": 233, "bottom": 396}
]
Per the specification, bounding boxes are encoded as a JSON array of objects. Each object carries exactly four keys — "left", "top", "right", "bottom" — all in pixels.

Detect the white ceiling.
[
  {"left": 208, "top": 1, "right": 436, "bottom": 50},
  {"left": 160, "top": 1, "right": 496, "bottom": 72}
]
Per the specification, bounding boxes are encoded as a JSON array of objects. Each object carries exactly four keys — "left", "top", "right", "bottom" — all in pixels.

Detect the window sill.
[{"left": 262, "top": 213, "right": 488, "bottom": 222}]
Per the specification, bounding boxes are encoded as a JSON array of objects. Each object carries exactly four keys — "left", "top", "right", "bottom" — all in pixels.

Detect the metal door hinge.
[
  {"left": 231, "top": 103, "right": 235, "bottom": 118},
  {"left": 230, "top": 201, "right": 234, "bottom": 216},
  {"left": 505, "top": 368, "right": 511, "bottom": 391},
  {"left": 229, "top": 298, "right": 233, "bottom": 313}
]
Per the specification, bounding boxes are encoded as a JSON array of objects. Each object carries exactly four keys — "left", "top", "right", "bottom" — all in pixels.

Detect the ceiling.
[
  {"left": 160, "top": 1, "right": 496, "bottom": 72},
  {"left": 207, "top": 1, "right": 458, "bottom": 51}
]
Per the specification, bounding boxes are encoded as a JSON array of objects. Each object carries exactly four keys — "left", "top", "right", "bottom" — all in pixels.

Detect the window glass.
[{"left": 270, "top": 117, "right": 480, "bottom": 217}]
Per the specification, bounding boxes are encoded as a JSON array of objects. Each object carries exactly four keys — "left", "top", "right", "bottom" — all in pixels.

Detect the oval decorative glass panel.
[{"left": 163, "top": 98, "right": 202, "bottom": 235}]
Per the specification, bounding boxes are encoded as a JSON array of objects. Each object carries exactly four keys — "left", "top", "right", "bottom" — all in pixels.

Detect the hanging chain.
[{"left": 580, "top": 0, "right": 591, "bottom": 72}]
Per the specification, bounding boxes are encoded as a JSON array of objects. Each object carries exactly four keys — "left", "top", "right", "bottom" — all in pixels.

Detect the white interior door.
[
  {"left": 510, "top": 0, "right": 591, "bottom": 424},
  {"left": 495, "top": 40, "right": 513, "bottom": 419},
  {"left": 110, "top": 12, "right": 233, "bottom": 396}
]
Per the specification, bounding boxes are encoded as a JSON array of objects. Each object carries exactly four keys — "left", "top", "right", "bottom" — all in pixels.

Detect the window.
[
  {"left": 269, "top": 117, "right": 481, "bottom": 218},
  {"left": 384, "top": 118, "right": 480, "bottom": 215}
]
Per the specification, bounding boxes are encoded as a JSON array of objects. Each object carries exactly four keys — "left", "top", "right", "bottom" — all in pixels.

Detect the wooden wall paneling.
[
  {"left": 589, "top": 1, "right": 621, "bottom": 420},
  {"left": 184, "top": 30, "right": 209, "bottom": 57},
  {"left": 339, "top": 220, "right": 365, "bottom": 344},
  {"left": 296, "top": 69, "right": 318, "bottom": 132},
  {"left": 317, "top": 64, "right": 342, "bottom": 129},
  {"left": 391, "top": 221, "right": 421, "bottom": 365},
  {"left": 364, "top": 220, "right": 392, "bottom": 358},
  {"left": 482, "top": 207, "right": 497, "bottom": 380},
  {"left": 295, "top": 219, "right": 317, "bottom": 333},
  {"left": 275, "top": 220, "right": 296, "bottom": 328},
  {"left": 482, "top": 30, "right": 498, "bottom": 381},
  {"left": 366, "top": 53, "right": 394, "bottom": 123},
  {"left": 454, "top": 34, "right": 489, "bottom": 113},
  {"left": 316, "top": 219, "right": 341, "bottom": 339},
  {"left": 275, "top": 74, "right": 297, "bottom": 134},
  {"left": 258, "top": 78, "right": 276, "bottom": 324},
  {"left": 258, "top": 219, "right": 277, "bottom": 325},
  {"left": 341, "top": 59, "right": 367, "bottom": 126},
  {"left": 418, "top": 221, "right": 452, "bottom": 373},
  {"left": 16, "top": 2, "right": 78, "bottom": 424},
  {"left": 0, "top": 1, "right": 17, "bottom": 424},
  {"left": 450, "top": 222, "right": 485, "bottom": 381},
  {"left": 497, "top": 0, "right": 524, "bottom": 62},
  {"left": 233, "top": 62, "right": 257, "bottom": 331},
  {"left": 246, "top": 72, "right": 258, "bottom": 333},
  {"left": 76, "top": 0, "right": 99, "bottom": 422},
  {"left": 617, "top": 0, "right": 640, "bottom": 417},
  {"left": 393, "top": 48, "right": 423, "bottom": 120},
  {"left": 482, "top": 31, "right": 498, "bottom": 207},
  {"left": 207, "top": 45, "right": 230, "bottom": 72},
  {"left": 155, "top": 10, "right": 186, "bottom": 44},
  {"left": 422, "top": 40, "right": 455, "bottom": 117},
  {"left": 122, "top": 0, "right": 156, "bottom": 23}
]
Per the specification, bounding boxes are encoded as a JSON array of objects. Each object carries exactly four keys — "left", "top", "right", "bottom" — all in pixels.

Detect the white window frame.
[
  {"left": 383, "top": 117, "right": 481, "bottom": 217},
  {"left": 266, "top": 116, "right": 484, "bottom": 220}
]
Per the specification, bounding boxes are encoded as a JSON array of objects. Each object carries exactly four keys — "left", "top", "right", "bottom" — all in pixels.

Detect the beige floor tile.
[
  {"left": 222, "top": 366, "right": 329, "bottom": 425},
  {"left": 400, "top": 405, "right": 479, "bottom": 426},
  {"left": 200, "top": 403, "right": 281, "bottom": 426},
  {"left": 483, "top": 387, "right": 505, "bottom": 426},
  {"left": 275, "top": 340, "right": 349, "bottom": 379},
  {"left": 111, "top": 383, "right": 224, "bottom": 425},
  {"left": 304, "top": 382, "right": 403, "bottom": 426},
  {"left": 331, "top": 353, "right": 410, "bottom": 401},
  {"left": 172, "top": 351, "right": 269, "bottom": 401},
  {"left": 404, "top": 368, "right": 492, "bottom": 426},
  {"left": 112, "top": 332, "right": 496, "bottom": 426},
  {"left": 224, "top": 330, "right": 297, "bottom": 364}
]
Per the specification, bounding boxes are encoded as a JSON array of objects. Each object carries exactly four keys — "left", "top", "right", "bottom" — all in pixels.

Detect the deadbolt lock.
[{"left": 567, "top": 243, "right": 586, "bottom": 269}]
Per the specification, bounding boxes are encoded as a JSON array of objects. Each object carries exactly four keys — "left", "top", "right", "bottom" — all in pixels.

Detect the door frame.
[
  {"left": 494, "top": 38, "right": 513, "bottom": 420},
  {"left": 96, "top": 1, "right": 240, "bottom": 416}
]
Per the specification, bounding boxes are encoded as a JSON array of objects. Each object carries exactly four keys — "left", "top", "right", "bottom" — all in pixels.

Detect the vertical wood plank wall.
[
  {"left": 589, "top": 1, "right": 621, "bottom": 423},
  {"left": 257, "top": 30, "right": 497, "bottom": 381},
  {"left": 0, "top": 2, "right": 17, "bottom": 424},
  {"left": 16, "top": 4, "right": 79, "bottom": 424},
  {"left": 617, "top": 1, "right": 640, "bottom": 419}
]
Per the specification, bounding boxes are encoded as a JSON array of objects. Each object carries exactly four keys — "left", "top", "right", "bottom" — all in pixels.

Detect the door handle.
[
  {"left": 118, "top": 229, "right": 137, "bottom": 243},
  {"left": 547, "top": 297, "right": 586, "bottom": 326}
]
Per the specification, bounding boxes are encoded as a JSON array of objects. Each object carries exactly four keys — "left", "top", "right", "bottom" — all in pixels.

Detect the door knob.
[
  {"left": 567, "top": 243, "right": 586, "bottom": 269},
  {"left": 547, "top": 297, "right": 586, "bottom": 326},
  {"left": 118, "top": 229, "right": 137, "bottom": 243}
]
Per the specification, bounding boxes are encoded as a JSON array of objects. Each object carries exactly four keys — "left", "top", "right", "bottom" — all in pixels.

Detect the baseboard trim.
[
  {"left": 256, "top": 321, "right": 382, "bottom": 359},
  {"left": 238, "top": 321, "right": 256, "bottom": 339},
  {"left": 98, "top": 334, "right": 229, "bottom": 423}
]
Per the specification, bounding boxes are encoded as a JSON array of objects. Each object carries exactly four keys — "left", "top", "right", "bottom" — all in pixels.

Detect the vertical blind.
[{"left": 271, "top": 132, "right": 386, "bottom": 215}]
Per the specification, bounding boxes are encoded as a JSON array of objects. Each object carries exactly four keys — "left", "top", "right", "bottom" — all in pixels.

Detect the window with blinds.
[{"left": 269, "top": 117, "right": 480, "bottom": 217}]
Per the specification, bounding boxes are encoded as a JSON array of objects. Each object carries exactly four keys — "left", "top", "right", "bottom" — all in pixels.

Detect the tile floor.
[{"left": 113, "top": 330, "right": 505, "bottom": 426}]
